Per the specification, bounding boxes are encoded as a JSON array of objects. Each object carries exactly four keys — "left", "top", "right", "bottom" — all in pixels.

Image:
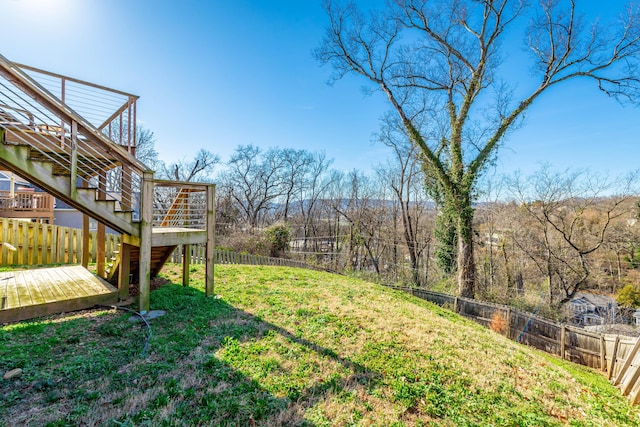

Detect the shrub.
[
  {"left": 617, "top": 284, "right": 640, "bottom": 308},
  {"left": 264, "top": 223, "right": 291, "bottom": 257},
  {"left": 490, "top": 312, "right": 508, "bottom": 334},
  {"left": 216, "top": 230, "right": 270, "bottom": 256}
]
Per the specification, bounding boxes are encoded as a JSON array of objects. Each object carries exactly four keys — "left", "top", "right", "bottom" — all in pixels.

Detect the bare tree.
[
  {"left": 375, "top": 117, "right": 432, "bottom": 285},
  {"left": 277, "top": 148, "right": 314, "bottom": 222},
  {"left": 315, "top": 0, "right": 640, "bottom": 297},
  {"left": 220, "top": 145, "right": 287, "bottom": 227},
  {"left": 133, "top": 127, "right": 161, "bottom": 171},
  {"left": 474, "top": 176, "right": 507, "bottom": 295},
  {"left": 508, "top": 166, "right": 639, "bottom": 306},
  {"left": 160, "top": 148, "right": 219, "bottom": 182},
  {"left": 293, "top": 151, "right": 335, "bottom": 251},
  {"left": 331, "top": 170, "right": 389, "bottom": 274}
]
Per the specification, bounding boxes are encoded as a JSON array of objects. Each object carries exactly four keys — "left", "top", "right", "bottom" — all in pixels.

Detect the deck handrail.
[{"left": 0, "top": 54, "right": 146, "bottom": 170}]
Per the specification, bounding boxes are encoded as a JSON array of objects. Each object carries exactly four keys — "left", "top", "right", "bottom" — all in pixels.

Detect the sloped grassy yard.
[{"left": 1, "top": 264, "right": 639, "bottom": 426}]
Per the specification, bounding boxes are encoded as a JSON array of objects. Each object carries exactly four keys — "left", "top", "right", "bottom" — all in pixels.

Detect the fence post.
[
  {"left": 43, "top": 223, "right": 48, "bottom": 264},
  {"left": 453, "top": 297, "right": 459, "bottom": 313},
  {"left": 600, "top": 334, "right": 606, "bottom": 372},
  {"left": 560, "top": 325, "right": 566, "bottom": 360},
  {"left": 609, "top": 336, "right": 620, "bottom": 380},
  {"left": 505, "top": 307, "right": 512, "bottom": 339}
]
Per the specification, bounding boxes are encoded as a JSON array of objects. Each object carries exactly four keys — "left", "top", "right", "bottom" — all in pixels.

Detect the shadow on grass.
[{"left": 0, "top": 283, "right": 378, "bottom": 426}]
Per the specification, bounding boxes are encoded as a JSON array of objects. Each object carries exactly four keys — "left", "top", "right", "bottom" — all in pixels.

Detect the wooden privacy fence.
[
  {"left": 392, "top": 286, "right": 640, "bottom": 404},
  {"left": 0, "top": 218, "right": 119, "bottom": 265},
  {"left": 169, "top": 244, "right": 325, "bottom": 271}
]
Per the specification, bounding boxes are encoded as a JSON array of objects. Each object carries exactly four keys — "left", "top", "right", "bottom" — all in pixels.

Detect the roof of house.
[
  {"left": 0, "top": 170, "right": 30, "bottom": 186},
  {"left": 570, "top": 292, "right": 617, "bottom": 308}
]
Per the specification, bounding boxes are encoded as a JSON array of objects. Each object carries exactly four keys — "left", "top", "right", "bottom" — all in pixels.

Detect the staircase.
[
  {"left": 0, "top": 54, "right": 215, "bottom": 313},
  {"left": 106, "top": 244, "right": 176, "bottom": 285},
  {"left": 0, "top": 54, "right": 145, "bottom": 235}
]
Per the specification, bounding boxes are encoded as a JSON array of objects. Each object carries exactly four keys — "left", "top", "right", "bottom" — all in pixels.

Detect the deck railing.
[
  {"left": 152, "top": 181, "right": 210, "bottom": 229},
  {"left": 0, "top": 190, "right": 54, "bottom": 213},
  {"left": 15, "top": 62, "right": 138, "bottom": 153}
]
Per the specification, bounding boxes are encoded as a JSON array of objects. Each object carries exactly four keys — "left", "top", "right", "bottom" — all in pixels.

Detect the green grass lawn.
[{"left": 1, "top": 264, "right": 639, "bottom": 426}]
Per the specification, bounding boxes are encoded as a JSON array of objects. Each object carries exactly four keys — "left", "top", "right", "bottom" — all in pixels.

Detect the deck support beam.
[
  {"left": 138, "top": 171, "right": 154, "bottom": 314},
  {"left": 118, "top": 242, "right": 131, "bottom": 300},
  {"left": 205, "top": 184, "right": 215, "bottom": 297},
  {"left": 82, "top": 214, "right": 90, "bottom": 267},
  {"left": 182, "top": 244, "right": 190, "bottom": 286}
]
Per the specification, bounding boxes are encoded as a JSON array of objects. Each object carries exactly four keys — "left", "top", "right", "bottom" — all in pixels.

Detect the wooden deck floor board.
[
  {"left": 13, "top": 270, "right": 34, "bottom": 307},
  {"left": 25, "top": 269, "right": 48, "bottom": 305},
  {"left": 35, "top": 268, "right": 72, "bottom": 299},
  {"left": 0, "top": 266, "right": 118, "bottom": 323},
  {"left": 62, "top": 266, "right": 111, "bottom": 294},
  {"left": 0, "top": 272, "right": 19, "bottom": 310},
  {"left": 30, "top": 268, "right": 61, "bottom": 304},
  {"left": 45, "top": 267, "right": 91, "bottom": 298}
]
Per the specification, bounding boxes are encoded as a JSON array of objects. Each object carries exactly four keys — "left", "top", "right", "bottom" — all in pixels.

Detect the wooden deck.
[{"left": 0, "top": 265, "right": 117, "bottom": 323}]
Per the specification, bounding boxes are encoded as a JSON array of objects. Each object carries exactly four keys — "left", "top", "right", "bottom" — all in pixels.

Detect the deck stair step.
[{"left": 106, "top": 245, "right": 176, "bottom": 285}]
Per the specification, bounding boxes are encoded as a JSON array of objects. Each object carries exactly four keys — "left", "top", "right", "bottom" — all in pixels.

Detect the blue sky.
[{"left": 2, "top": 0, "right": 638, "bottom": 177}]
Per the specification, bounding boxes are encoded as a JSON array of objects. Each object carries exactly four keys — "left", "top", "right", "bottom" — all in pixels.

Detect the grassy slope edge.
[{"left": 0, "top": 264, "right": 638, "bottom": 426}]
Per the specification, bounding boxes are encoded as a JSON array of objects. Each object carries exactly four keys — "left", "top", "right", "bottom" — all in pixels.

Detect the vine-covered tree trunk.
[
  {"left": 434, "top": 206, "right": 458, "bottom": 275},
  {"left": 457, "top": 198, "right": 476, "bottom": 298}
]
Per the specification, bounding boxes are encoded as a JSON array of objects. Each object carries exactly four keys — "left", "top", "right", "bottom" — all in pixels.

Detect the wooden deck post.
[
  {"left": 139, "top": 171, "right": 154, "bottom": 314},
  {"left": 183, "top": 244, "right": 190, "bottom": 287},
  {"left": 96, "top": 170, "right": 106, "bottom": 277},
  {"left": 81, "top": 214, "right": 90, "bottom": 268},
  {"left": 118, "top": 242, "right": 131, "bottom": 301},
  {"left": 70, "top": 120, "right": 78, "bottom": 199},
  {"left": 205, "top": 184, "right": 215, "bottom": 297}
]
